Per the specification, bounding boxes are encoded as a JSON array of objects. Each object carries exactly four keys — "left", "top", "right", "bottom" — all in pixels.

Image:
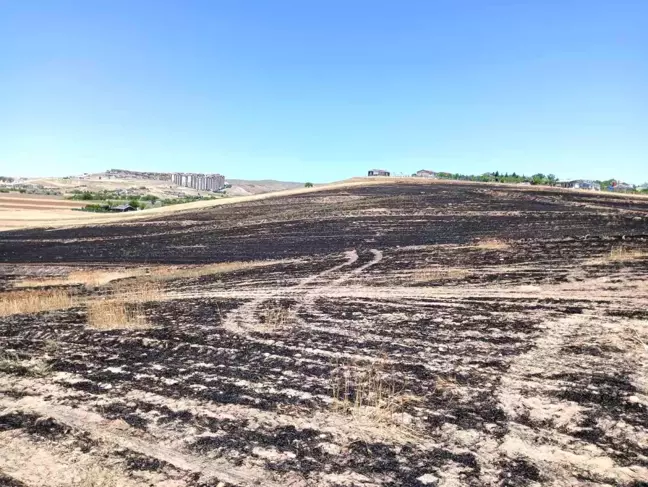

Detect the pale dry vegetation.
[
  {"left": 14, "top": 260, "right": 287, "bottom": 289},
  {"left": 0, "top": 288, "right": 74, "bottom": 316},
  {"left": 410, "top": 267, "right": 470, "bottom": 283},
  {"left": 258, "top": 301, "right": 296, "bottom": 331},
  {"left": 86, "top": 300, "right": 150, "bottom": 330},
  {"left": 0, "top": 352, "right": 51, "bottom": 377},
  {"left": 141, "top": 259, "right": 290, "bottom": 282},
  {"left": 330, "top": 355, "right": 421, "bottom": 437},
  {"left": 14, "top": 268, "right": 148, "bottom": 288},
  {"left": 470, "top": 238, "right": 511, "bottom": 250},
  {"left": 608, "top": 246, "right": 648, "bottom": 262}
]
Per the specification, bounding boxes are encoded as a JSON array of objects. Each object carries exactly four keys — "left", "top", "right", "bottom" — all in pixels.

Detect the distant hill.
[
  {"left": 18, "top": 173, "right": 305, "bottom": 198},
  {"left": 225, "top": 179, "right": 304, "bottom": 196}
]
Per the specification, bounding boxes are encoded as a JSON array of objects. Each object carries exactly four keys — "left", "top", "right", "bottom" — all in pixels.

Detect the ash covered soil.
[{"left": 1, "top": 182, "right": 648, "bottom": 486}]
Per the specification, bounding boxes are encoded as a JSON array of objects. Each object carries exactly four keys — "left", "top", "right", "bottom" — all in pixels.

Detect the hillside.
[
  {"left": 0, "top": 182, "right": 647, "bottom": 486},
  {"left": 18, "top": 172, "right": 305, "bottom": 199}
]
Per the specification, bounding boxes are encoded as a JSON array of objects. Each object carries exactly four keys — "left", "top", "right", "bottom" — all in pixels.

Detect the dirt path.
[
  {"left": 222, "top": 249, "right": 362, "bottom": 335},
  {"left": 0, "top": 395, "right": 288, "bottom": 487}
]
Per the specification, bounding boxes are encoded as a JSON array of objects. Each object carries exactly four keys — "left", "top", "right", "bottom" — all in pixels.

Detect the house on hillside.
[
  {"left": 368, "top": 169, "right": 391, "bottom": 177},
  {"left": 557, "top": 180, "right": 600, "bottom": 191},
  {"left": 610, "top": 182, "right": 635, "bottom": 192},
  {"left": 110, "top": 204, "right": 136, "bottom": 212},
  {"left": 414, "top": 169, "right": 437, "bottom": 178}
]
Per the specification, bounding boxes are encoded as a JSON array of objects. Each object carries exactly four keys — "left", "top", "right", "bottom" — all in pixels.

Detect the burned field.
[{"left": 1, "top": 182, "right": 647, "bottom": 486}]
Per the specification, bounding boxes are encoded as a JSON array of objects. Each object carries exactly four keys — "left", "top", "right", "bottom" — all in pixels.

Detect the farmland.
[{"left": 1, "top": 182, "right": 647, "bottom": 486}]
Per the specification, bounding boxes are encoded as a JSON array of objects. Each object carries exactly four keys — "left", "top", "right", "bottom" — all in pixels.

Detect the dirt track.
[{"left": 1, "top": 182, "right": 647, "bottom": 486}]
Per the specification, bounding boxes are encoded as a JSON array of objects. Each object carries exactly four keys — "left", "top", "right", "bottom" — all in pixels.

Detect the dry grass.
[
  {"left": 71, "top": 466, "right": 119, "bottom": 487},
  {"left": 105, "top": 279, "right": 163, "bottom": 303},
  {"left": 432, "top": 376, "right": 460, "bottom": 398},
  {"left": 0, "top": 289, "right": 74, "bottom": 316},
  {"left": 330, "top": 355, "right": 421, "bottom": 435},
  {"left": 470, "top": 238, "right": 511, "bottom": 250},
  {"left": 258, "top": 300, "right": 296, "bottom": 331},
  {"left": 410, "top": 267, "right": 470, "bottom": 283},
  {"left": 144, "top": 260, "right": 287, "bottom": 282},
  {"left": 608, "top": 246, "right": 648, "bottom": 262},
  {"left": 86, "top": 300, "right": 150, "bottom": 330},
  {"left": 0, "top": 352, "right": 51, "bottom": 377},
  {"left": 14, "top": 269, "right": 148, "bottom": 288},
  {"left": 15, "top": 260, "right": 283, "bottom": 290}
]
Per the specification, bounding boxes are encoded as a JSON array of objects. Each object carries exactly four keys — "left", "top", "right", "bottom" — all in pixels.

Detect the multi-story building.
[{"left": 171, "top": 173, "right": 225, "bottom": 191}]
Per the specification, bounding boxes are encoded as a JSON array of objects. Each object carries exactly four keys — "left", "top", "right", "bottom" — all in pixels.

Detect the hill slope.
[{"left": 0, "top": 182, "right": 647, "bottom": 487}]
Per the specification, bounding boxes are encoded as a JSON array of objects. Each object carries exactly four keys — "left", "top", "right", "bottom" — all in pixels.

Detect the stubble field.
[{"left": 1, "top": 182, "right": 647, "bottom": 487}]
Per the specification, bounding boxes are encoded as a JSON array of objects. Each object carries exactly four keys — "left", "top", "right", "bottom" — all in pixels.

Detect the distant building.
[
  {"left": 609, "top": 182, "right": 635, "bottom": 192},
  {"left": 111, "top": 204, "right": 136, "bottom": 212},
  {"left": 414, "top": 169, "right": 437, "bottom": 178},
  {"left": 368, "top": 169, "right": 391, "bottom": 177},
  {"left": 557, "top": 180, "right": 601, "bottom": 191},
  {"left": 171, "top": 173, "right": 225, "bottom": 191}
]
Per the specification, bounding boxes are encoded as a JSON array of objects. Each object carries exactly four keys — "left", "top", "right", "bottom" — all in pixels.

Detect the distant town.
[{"left": 367, "top": 169, "right": 647, "bottom": 193}]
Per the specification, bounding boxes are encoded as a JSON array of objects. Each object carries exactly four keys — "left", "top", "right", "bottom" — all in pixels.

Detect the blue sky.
[{"left": 1, "top": 1, "right": 646, "bottom": 183}]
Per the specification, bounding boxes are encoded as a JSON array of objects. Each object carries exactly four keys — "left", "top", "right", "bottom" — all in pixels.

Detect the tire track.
[{"left": 222, "top": 250, "right": 360, "bottom": 335}]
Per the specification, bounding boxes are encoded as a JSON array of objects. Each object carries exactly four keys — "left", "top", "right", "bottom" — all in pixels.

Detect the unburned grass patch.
[
  {"left": 329, "top": 355, "right": 422, "bottom": 441},
  {"left": 410, "top": 267, "right": 470, "bottom": 284},
  {"left": 141, "top": 259, "right": 291, "bottom": 282},
  {"left": 257, "top": 299, "right": 297, "bottom": 331},
  {"left": 0, "top": 352, "right": 51, "bottom": 377},
  {"left": 608, "top": 246, "right": 648, "bottom": 262},
  {"left": 86, "top": 300, "right": 150, "bottom": 330},
  {"left": 470, "top": 238, "right": 511, "bottom": 250},
  {"left": 14, "top": 260, "right": 288, "bottom": 290},
  {"left": 105, "top": 280, "right": 163, "bottom": 303},
  {"left": 0, "top": 289, "right": 74, "bottom": 316}
]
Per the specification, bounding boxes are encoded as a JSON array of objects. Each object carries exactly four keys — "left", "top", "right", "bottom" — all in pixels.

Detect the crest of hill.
[{"left": 225, "top": 179, "right": 304, "bottom": 196}]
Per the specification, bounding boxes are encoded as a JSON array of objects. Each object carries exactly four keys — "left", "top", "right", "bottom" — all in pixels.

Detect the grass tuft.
[
  {"left": 608, "top": 246, "right": 648, "bottom": 262},
  {"left": 0, "top": 289, "right": 74, "bottom": 316},
  {"left": 0, "top": 352, "right": 51, "bottom": 377},
  {"left": 86, "top": 300, "right": 150, "bottom": 330},
  {"left": 330, "top": 355, "right": 421, "bottom": 429},
  {"left": 471, "top": 238, "right": 511, "bottom": 250},
  {"left": 258, "top": 300, "right": 296, "bottom": 331},
  {"left": 410, "top": 267, "right": 470, "bottom": 284}
]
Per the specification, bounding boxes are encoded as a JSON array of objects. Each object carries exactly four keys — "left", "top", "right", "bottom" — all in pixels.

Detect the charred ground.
[{"left": 1, "top": 182, "right": 647, "bottom": 487}]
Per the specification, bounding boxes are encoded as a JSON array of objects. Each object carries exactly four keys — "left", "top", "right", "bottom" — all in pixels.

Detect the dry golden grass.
[
  {"left": 432, "top": 376, "right": 460, "bottom": 398},
  {"left": 145, "top": 259, "right": 288, "bottom": 282},
  {"left": 15, "top": 260, "right": 284, "bottom": 290},
  {"left": 608, "top": 246, "right": 648, "bottom": 262},
  {"left": 258, "top": 301, "right": 296, "bottom": 331},
  {"left": 410, "top": 267, "right": 470, "bottom": 283},
  {"left": 330, "top": 355, "right": 421, "bottom": 437},
  {"left": 86, "top": 300, "right": 150, "bottom": 330},
  {"left": 14, "top": 269, "right": 147, "bottom": 288},
  {"left": 105, "top": 279, "right": 163, "bottom": 302},
  {"left": 470, "top": 238, "right": 511, "bottom": 250},
  {"left": 0, "top": 289, "right": 74, "bottom": 316}
]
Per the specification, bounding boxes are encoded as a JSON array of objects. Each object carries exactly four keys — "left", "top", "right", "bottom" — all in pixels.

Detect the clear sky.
[{"left": 1, "top": 1, "right": 646, "bottom": 183}]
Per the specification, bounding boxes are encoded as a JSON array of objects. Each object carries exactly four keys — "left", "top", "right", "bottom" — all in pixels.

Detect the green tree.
[{"left": 304, "top": 182, "right": 314, "bottom": 188}]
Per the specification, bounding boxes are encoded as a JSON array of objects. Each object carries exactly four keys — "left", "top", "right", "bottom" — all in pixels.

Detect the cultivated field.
[{"left": 1, "top": 182, "right": 647, "bottom": 486}]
